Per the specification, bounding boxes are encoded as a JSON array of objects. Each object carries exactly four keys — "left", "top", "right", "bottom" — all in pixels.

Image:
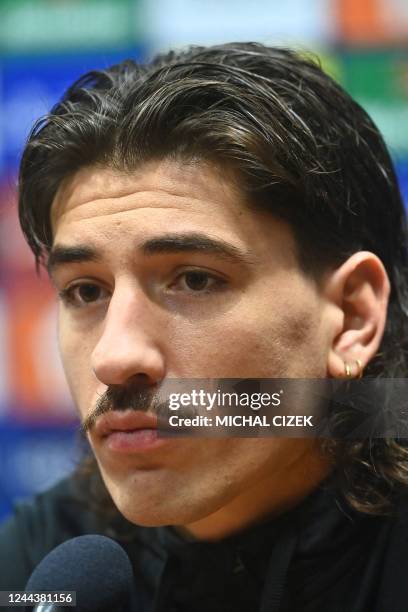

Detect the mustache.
[
  {"left": 81, "top": 385, "right": 164, "bottom": 434},
  {"left": 80, "top": 383, "right": 202, "bottom": 434}
]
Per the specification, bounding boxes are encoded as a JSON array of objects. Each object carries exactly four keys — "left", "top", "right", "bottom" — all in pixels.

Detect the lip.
[
  {"left": 93, "top": 410, "right": 159, "bottom": 437},
  {"left": 91, "top": 410, "right": 172, "bottom": 453}
]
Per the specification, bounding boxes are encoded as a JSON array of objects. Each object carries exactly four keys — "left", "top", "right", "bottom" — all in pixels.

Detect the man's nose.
[{"left": 91, "top": 285, "right": 166, "bottom": 386}]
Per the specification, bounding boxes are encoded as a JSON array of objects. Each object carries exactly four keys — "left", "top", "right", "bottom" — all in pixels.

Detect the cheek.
[
  {"left": 231, "top": 281, "right": 327, "bottom": 376},
  {"left": 58, "top": 311, "right": 95, "bottom": 412},
  {"left": 167, "top": 283, "right": 325, "bottom": 378}
]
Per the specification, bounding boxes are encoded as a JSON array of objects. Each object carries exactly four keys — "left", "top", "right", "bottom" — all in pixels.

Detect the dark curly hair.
[{"left": 18, "top": 42, "right": 408, "bottom": 516}]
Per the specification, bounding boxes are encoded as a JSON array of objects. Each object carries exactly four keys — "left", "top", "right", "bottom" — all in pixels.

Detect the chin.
[
  {"left": 108, "top": 479, "right": 222, "bottom": 529},
  {"left": 111, "top": 495, "right": 195, "bottom": 527},
  {"left": 99, "top": 463, "right": 229, "bottom": 528}
]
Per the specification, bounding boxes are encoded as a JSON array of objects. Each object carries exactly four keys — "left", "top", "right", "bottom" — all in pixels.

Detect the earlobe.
[
  {"left": 326, "top": 252, "right": 390, "bottom": 378},
  {"left": 328, "top": 353, "right": 365, "bottom": 379}
]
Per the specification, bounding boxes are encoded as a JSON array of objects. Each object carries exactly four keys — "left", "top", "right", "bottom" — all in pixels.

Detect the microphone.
[{"left": 25, "top": 535, "right": 135, "bottom": 611}]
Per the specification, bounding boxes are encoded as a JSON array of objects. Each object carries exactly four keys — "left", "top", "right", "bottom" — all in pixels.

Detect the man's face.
[{"left": 50, "top": 159, "right": 333, "bottom": 534}]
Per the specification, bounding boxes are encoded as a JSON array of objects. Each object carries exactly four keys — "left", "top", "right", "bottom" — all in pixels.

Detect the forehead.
[
  {"left": 52, "top": 159, "right": 242, "bottom": 228},
  {"left": 50, "top": 158, "right": 297, "bottom": 268}
]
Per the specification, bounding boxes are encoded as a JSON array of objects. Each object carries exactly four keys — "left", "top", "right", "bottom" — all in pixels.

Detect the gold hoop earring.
[
  {"left": 343, "top": 359, "right": 363, "bottom": 379},
  {"left": 355, "top": 358, "right": 363, "bottom": 379},
  {"left": 344, "top": 362, "right": 352, "bottom": 378}
]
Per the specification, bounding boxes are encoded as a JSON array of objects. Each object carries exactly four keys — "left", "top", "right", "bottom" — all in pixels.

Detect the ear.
[{"left": 324, "top": 252, "right": 390, "bottom": 378}]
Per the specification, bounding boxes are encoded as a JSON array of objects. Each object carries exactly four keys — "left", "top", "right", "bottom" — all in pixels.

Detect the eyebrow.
[
  {"left": 47, "top": 245, "right": 100, "bottom": 276},
  {"left": 47, "top": 232, "right": 255, "bottom": 277}
]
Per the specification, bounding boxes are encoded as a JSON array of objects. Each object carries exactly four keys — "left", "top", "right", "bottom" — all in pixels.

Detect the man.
[{"left": 1, "top": 43, "right": 408, "bottom": 611}]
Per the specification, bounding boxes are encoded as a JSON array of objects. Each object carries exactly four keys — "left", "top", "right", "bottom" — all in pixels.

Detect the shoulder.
[
  {"left": 387, "top": 491, "right": 408, "bottom": 543},
  {"left": 374, "top": 491, "right": 408, "bottom": 611},
  {"left": 0, "top": 474, "right": 106, "bottom": 590}
]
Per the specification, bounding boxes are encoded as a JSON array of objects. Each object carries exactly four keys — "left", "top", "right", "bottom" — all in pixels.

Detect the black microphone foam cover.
[{"left": 25, "top": 534, "right": 134, "bottom": 611}]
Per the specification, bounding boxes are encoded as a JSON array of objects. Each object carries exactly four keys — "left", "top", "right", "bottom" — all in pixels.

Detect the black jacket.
[{"left": 1, "top": 475, "right": 408, "bottom": 611}]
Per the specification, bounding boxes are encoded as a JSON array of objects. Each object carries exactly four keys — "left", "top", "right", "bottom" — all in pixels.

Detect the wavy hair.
[{"left": 18, "top": 43, "right": 408, "bottom": 515}]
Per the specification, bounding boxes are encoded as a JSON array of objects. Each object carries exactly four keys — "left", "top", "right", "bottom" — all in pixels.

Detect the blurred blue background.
[{"left": 0, "top": 0, "right": 408, "bottom": 521}]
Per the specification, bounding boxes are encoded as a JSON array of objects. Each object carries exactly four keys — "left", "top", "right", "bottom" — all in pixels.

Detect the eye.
[
  {"left": 59, "top": 282, "right": 110, "bottom": 307},
  {"left": 171, "top": 270, "right": 226, "bottom": 294}
]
